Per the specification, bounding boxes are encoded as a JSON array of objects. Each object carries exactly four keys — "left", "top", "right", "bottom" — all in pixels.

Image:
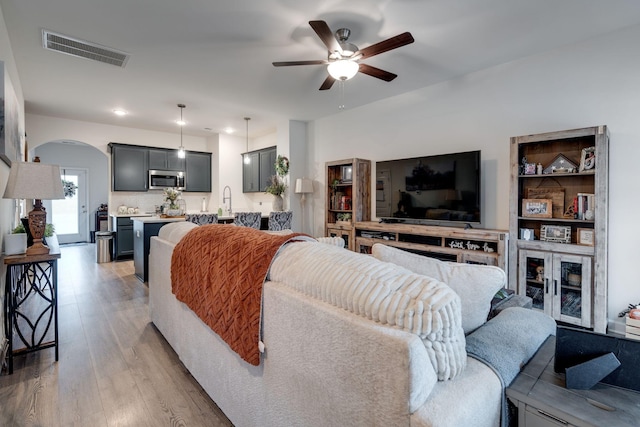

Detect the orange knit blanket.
[{"left": 171, "top": 224, "right": 306, "bottom": 366}]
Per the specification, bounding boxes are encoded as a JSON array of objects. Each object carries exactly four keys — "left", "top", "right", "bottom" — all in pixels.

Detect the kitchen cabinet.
[
  {"left": 111, "top": 144, "right": 148, "bottom": 191},
  {"left": 242, "top": 146, "right": 276, "bottom": 193},
  {"left": 185, "top": 151, "right": 211, "bottom": 192},
  {"left": 149, "top": 148, "right": 185, "bottom": 171},
  {"left": 112, "top": 216, "right": 134, "bottom": 259},
  {"left": 259, "top": 147, "right": 277, "bottom": 192}
]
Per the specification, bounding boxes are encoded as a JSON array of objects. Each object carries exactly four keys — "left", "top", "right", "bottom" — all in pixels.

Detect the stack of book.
[
  {"left": 626, "top": 315, "right": 640, "bottom": 341},
  {"left": 574, "top": 193, "right": 595, "bottom": 220}
]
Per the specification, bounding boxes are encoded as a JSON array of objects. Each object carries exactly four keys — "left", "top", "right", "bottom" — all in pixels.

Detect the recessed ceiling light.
[
  {"left": 224, "top": 127, "right": 235, "bottom": 134},
  {"left": 176, "top": 119, "right": 186, "bottom": 126},
  {"left": 112, "top": 108, "right": 127, "bottom": 116}
]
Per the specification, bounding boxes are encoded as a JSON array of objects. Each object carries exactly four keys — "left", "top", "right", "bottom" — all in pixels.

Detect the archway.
[{"left": 34, "top": 140, "right": 108, "bottom": 243}]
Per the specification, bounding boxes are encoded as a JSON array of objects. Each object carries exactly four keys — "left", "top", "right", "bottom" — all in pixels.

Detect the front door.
[{"left": 45, "top": 168, "right": 89, "bottom": 244}]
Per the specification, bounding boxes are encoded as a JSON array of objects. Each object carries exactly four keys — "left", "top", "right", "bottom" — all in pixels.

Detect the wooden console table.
[
  {"left": 507, "top": 337, "right": 640, "bottom": 426},
  {"left": 3, "top": 252, "right": 60, "bottom": 374},
  {"left": 354, "top": 221, "right": 509, "bottom": 274}
]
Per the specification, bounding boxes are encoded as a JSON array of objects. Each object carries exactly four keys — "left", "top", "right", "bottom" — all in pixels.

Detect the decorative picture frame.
[
  {"left": 520, "top": 228, "right": 535, "bottom": 241},
  {"left": 577, "top": 228, "right": 595, "bottom": 246},
  {"left": 341, "top": 165, "right": 353, "bottom": 183},
  {"left": 527, "top": 187, "right": 565, "bottom": 218},
  {"left": 578, "top": 146, "right": 596, "bottom": 173},
  {"left": 523, "top": 163, "right": 537, "bottom": 175},
  {"left": 0, "top": 62, "right": 23, "bottom": 166},
  {"left": 540, "top": 224, "right": 572, "bottom": 244},
  {"left": 522, "top": 198, "right": 552, "bottom": 218}
]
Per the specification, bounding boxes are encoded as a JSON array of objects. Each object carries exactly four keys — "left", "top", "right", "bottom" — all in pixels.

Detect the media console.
[{"left": 354, "top": 221, "right": 509, "bottom": 276}]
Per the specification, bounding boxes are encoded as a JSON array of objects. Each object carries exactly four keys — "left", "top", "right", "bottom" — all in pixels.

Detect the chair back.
[
  {"left": 185, "top": 213, "right": 218, "bottom": 225},
  {"left": 233, "top": 212, "right": 262, "bottom": 229},
  {"left": 268, "top": 211, "right": 293, "bottom": 231}
]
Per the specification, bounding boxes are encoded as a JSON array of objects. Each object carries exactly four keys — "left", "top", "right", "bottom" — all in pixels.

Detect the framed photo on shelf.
[
  {"left": 522, "top": 198, "right": 552, "bottom": 218},
  {"left": 523, "top": 163, "right": 537, "bottom": 175},
  {"left": 579, "top": 146, "right": 596, "bottom": 173},
  {"left": 577, "top": 228, "right": 595, "bottom": 246},
  {"left": 527, "top": 187, "right": 565, "bottom": 218},
  {"left": 540, "top": 224, "right": 571, "bottom": 244},
  {"left": 341, "top": 165, "right": 353, "bottom": 183}
]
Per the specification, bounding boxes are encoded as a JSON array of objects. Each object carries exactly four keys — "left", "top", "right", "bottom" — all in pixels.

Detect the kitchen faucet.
[{"left": 222, "top": 186, "right": 232, "bottom": 215}]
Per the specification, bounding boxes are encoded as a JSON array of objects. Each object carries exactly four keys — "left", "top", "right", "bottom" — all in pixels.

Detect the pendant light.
[
  {"left": 177, "top": 103, "right": 186, "bottom": 159},
  {"left": 243, "top": 117, "right": 251, "bottom": 165}
]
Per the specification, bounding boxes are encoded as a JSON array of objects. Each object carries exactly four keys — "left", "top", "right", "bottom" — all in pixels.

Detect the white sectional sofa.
[{"left": 149, "top": 222, "right": 554, "bottom": 427}]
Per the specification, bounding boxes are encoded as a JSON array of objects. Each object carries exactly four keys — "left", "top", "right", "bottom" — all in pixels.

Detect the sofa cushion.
[
  {"left": 269, "top": 241, "right": 466, "bottom": 381},
  {"left": 158, "top": 221, "right": 198, "bottom": 244},
  {"left": 371, "top": 244, "right": 506, "bottom": 334}
]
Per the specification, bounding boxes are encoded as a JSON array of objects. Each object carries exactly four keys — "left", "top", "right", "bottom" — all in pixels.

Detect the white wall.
[{"left": 309, "top": 23, "right": 640, "bottom": 331}]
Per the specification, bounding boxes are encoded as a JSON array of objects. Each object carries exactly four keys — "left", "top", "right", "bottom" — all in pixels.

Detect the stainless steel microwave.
[{"left": 149, "top": 170, "right": 186, "bottom": 190}]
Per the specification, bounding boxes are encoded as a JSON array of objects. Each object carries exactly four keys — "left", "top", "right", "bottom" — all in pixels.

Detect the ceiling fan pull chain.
[{"left": 338, "top": 80, "right": 345, "bottom": 110}]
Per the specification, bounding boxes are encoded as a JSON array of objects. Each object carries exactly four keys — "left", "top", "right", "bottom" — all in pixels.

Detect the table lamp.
[
  {"left": 3, "top": 158, "right": 65, "bottom": 255},
  {"left": 295, "top": 177, "right": 313, "bottom": 233}
]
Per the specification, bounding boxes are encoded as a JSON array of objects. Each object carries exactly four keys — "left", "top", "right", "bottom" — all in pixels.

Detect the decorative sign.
[{"left": 445, "top": 238, "right": 497, "bottom": 253}]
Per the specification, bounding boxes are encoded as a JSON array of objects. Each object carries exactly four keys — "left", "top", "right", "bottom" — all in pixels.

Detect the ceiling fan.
[{"left": 273, "top": 20, "right": 414, "bottom": 91}]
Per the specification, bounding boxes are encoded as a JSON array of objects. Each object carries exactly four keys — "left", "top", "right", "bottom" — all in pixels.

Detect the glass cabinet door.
[
  {"left": 552, "top": 254, "right": 592, "bottom": 328},
  {"left": 519, "top": 250, "right": 552, "bottom": 314}
]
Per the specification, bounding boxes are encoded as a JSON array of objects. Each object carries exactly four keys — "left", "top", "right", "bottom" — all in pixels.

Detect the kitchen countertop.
[
  {"left": 132, "top": 216, "right": 186, "bottom": 224},
  {"left": 110, "top": 213, "right": 154, "bottom": 218}
]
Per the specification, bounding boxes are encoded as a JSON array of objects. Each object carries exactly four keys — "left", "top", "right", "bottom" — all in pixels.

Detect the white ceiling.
[{"left": 2, "top": 0, "right": 640, "bottom": 138}]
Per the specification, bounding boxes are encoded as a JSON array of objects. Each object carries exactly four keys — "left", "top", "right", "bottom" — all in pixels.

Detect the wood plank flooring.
[{"left": 0, "top": 244, "right": 233, "bottom": 427}]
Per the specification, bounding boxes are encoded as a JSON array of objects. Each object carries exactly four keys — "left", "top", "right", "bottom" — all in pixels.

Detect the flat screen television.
[{"left": 375, "top": 150, "right": 481, "bottom": 226}]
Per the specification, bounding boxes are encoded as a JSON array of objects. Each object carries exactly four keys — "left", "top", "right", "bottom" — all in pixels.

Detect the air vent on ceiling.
[{"left": 42, "top": 30, "right": 129, "bottom": 67}]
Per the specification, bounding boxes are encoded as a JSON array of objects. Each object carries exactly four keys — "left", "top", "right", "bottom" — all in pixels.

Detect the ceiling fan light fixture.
[{"left": 327, "top": 60, "right": 359, "bottom": 81}]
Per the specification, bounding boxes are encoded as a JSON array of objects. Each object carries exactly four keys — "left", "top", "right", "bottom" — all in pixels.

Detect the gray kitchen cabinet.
[
  {"left": 242, "top": 151, "right": 260, "bottom": 192},
  {"left": 185, "top": 151, "right": 211, "bottom": 192},
  {"left": 149, "top": 148, "right": 185, "bottom": 171},
  {"left": 259, "top": 147, "right": 277, "bottom": 192},
  {"left": 110, "top": 143, "right": 148, "bottom": 191},
  {"left": 113, "top": 216, "right": 134, "bottom": 259},
  {"left": 243, "top": 146, "right": 276, "bottom": 193}
]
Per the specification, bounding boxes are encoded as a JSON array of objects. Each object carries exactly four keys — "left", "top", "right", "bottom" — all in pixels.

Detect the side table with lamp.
[{"left": 2, "top": 158, "right": 65, "bottom": 374}]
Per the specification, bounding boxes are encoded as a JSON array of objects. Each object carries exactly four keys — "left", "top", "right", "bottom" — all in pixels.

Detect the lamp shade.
[
  {"left": 295, "top": 178, "right": 313, "bottom": 194},
  {"left": 3, "top": 161, "right": 65, "bottom": 200},
  {"left": 327, "top": 60, "right": 359, "bottom": 81}
]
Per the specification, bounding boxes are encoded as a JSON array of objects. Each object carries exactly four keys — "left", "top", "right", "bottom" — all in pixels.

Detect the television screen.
[{"left": 375, "top": 150, "right": 481, "bottom": 226}]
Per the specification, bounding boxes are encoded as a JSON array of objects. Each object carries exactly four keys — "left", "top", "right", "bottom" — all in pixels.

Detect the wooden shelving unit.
[
  {"left": 509, "top": 126, "right": 609, "bottom": 333},
  {"left": 354, "top": 221, "right": 509, "bottom": 272},
  {"left": 325, "top": 159, "right": 371, "bottom": 251}
]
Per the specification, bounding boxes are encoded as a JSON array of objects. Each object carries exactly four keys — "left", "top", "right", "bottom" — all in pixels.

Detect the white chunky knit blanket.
[{"left": 269, "top": 241, "right": 466, "bottom": 380}]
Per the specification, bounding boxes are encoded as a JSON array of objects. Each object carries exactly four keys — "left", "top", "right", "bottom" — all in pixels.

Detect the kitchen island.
[{"left": 133, "top": 216, "right": 186, "bottom": 282}]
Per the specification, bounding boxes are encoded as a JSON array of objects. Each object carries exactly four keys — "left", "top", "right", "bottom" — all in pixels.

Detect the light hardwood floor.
[{"left": 0, "top": 244, "right": 233, "bottom": 427}]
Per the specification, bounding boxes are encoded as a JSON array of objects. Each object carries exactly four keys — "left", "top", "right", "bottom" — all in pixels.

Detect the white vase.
[
  {"left": 272, "top": 195, "right": 284, "bottom": 212},
  {"left": 4, "top": 233, "right": 27, "bottom": 255}
]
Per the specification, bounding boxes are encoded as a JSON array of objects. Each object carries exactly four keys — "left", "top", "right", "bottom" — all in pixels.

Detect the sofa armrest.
[{"left": 489, "top": 294, "right": 532, "bottom": 319}]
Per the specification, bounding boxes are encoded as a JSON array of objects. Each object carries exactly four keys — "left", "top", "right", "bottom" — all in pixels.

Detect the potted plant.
[
  {"left": 336, "top": 212, "right": 352, "bottom": 226},
  {"left": 265, "top": 155, "right": 289, "bottom": 211}
]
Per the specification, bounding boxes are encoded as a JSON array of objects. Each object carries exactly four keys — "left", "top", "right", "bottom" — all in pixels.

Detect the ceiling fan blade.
[
  {"left": 319, "top": 75, "right": 336, "bottom": 91},
  {"left": 309, "top": 20, "right": 342, "bottom": 54},
  {"left": 356, "top": 32, "right": 414, "bottom": 59},
  {"left": 272, "top": 60, "right": 328, "bottom": 67},
  {"left": 358, "top": 64, "right": 397, "bottom": 82}
]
